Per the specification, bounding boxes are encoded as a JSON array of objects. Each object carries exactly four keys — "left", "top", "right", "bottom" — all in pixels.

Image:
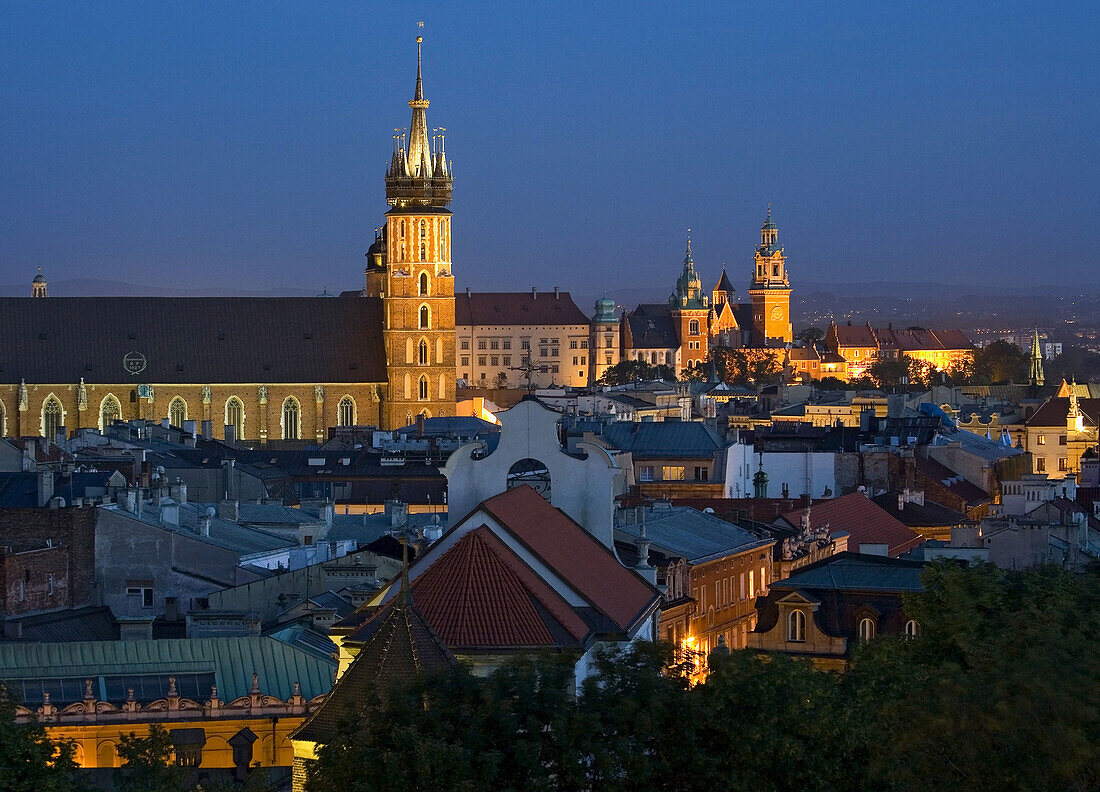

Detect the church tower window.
[
  {"left": 226, "top": 397, "right": 245, "bottom": 440},
  {"left": 338, "top": 396, "right": 356, "bottom": 426},
  {"left": 99, "top": 394, "right": 122, "bottom": 432},
  {"left": 418, "top": 375, "right": 429, "bottom": 400},
  {"left": 419, "top": 304, "right": 431, "bottom": 329},
  {"left": 42, "top": 397, "right": 63, "bottom": 440},
  {"left": 418, "top": 339, "right": 429, "bottom": 365},
  {"left": 419, "top": 220, "right": 427, "bottom": 260},
  {"left": 168, "top": 397, "right": 187, "bottom": 427},
  {"left": 281, "top": 397, "right": 300, "bottom": 440},
  {"left": 419, "top": 271, "right": 430, "bottom": 296}
]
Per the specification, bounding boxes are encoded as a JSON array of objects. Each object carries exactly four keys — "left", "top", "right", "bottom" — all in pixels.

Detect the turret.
[
  {"left": 1029, "top": 329, "right": 1045, "bottom": 386},
  {"left": 31, "top": 267, "right": 47, "bottom": 298}
]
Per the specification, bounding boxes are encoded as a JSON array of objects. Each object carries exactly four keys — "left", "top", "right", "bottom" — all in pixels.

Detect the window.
[
  {"left": 99, "top": 394, "right": 122, "bottom": 432},
  {"left": 904, "top": 620, "right": 920, "bottom": 639},
  {"left": 489, "top": 339, "right": 499, "bottom": 350},
  {"left": 418, "top": 376, "right": 429, "bottom": 400},
  {"left": 540, "top": 347, "right": 548, "bottom": 357},
  {"left": 478, "top": 356, "right": 487, "bottom": 366},
  {"left": 419, "top": 304, "right": 430, "bottom": 329},
  {"left": 605, "top": 334, "right": 613, "bottom": 348},
  {"left": 788, "top": 610, "right": 806, "bottom": 642},
  {"left": 749, "top": 570, "right": 755, "bottom": 598},
  {"left": 226, "top": 397, "right": 244, "bottom": 439},
  {"left": 662, "top": 466, "right": 685, "bottom": 481},
  {"left": 491, "top": 356, "right": 499, "bottom": 367},
  {"left": 1058, "top": 458, "right": 1068, "bottom": 471},
  {"left": 126, "top": 585, "right": 154, "bottom": 609},
  {"left": 502, "top": 339, "right": 511, "bottom": 350},
  {"left": 503, "top": 356, "right": 511, "bottom": 366},
  {"left": 338, "top": 396, "right": 355, "bottom": 427},
  {"left": 477, "top": 340, "right": 487, "bottom": 350},
  {"left": 1037, "top": 435, "right": 1046, "bottom": 445},
  {"left": 460, "top": 355, "right": 470, "bottom": 367},
  {"left": 1036, "top": 457, "right": 1046, "bottom": 472},
  {"left": 521, "top": 339, "right": 530, "bottom": 350},
  {"left": 439, "top": 222, "right": 446, "bottom": 260},
  {"left": 1059, "top": 435, "right": 1067, "bottom": 445},
  {"left": 606, "top": 355, "right": 612, "bottom": 365},
  {"left": 418, "top": 339, "right": 429, "bottom": 365},
  {"left": 693, "top": 466, "right": 709, "bottom": 481},
  {"left": 46, "top": 574, "right": 54, "bottom": 597},
  {"left": 570, "top": 340, "right": 578, "bottom": 350},
  {"left": 419, "top": 219, "right": 426, "bottom": 260},
  {"left": 773, "top": 264, "right": 780, "bottom": 276},
  {"left": 858, "top": 617, "right": 876, "bottom": 641},
  {"left": 551, "top": 364, "right": 559, "bottom": 374},
  {"left": 639, "top": 465, "right": 655, "bottom": 482},
  {"left": 168, "top": 397, "right": 187, "bottom": 427},
  {"left": 580, "top": 339, "right": 588, "bottom": 349},
  {"left": 739, "top": 573, "right": 745, "bottom": 599},
  {"left": 573, "top": 356, "right": 578, "bottom": 366},
  {"left": 282, "top": 398, "right": 300, "bottom": 440},
  {"left": 689, "top": 319, "right": 699, "bottom": 335},
  {"left": 460, "top": 340, "right": 470, "bottom": 350},
  {"left": 42, "top": 396, "right": 64, "bottom": 439},
  {"left": 506, "top": 458, "right": 551, "bottom": 500}
]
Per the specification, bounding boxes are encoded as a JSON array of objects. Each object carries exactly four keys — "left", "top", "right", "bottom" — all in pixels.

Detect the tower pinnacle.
[{"left": 1029, "top": 329, "right": 1045, "bottom": 386}]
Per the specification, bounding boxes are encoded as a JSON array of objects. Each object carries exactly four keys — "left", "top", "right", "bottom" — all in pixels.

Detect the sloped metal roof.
[
  {"left": 601, "top": 420, "right": 725, "bottom": 458},
  {"left": 616, "top": 506, "right": 771, "bottom": 564},
  {"left": 0, "top": 636, "right": 336, "bottom": 701},
  {"left": 767, "top": 552, "right": 925, "bottom": 593}
]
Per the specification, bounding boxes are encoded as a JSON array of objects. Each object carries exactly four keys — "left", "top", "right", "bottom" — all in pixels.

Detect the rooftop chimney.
[
  {"left": 532, "top": 287, "right": 537, "bottom": 300},
  {"left": 554, "top": 286, "right": 560, "bottom": 300}
]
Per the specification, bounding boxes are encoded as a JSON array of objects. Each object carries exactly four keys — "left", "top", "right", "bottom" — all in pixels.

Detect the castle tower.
[
  {"left": 31, "top": 267, "right": 47, "bottom": 298},
  {"left": 589, "top": 296, "right": 620, "bottom": 385},
  {"left": 1029, "top": 329, "right": 1045, "bottom": 386},
  {"left": 668, "top": 236, "right": 710, "bottom": 373},
  {"left": 747, "top": 206, "right": 792, "bottom": 346},
  {"left": 366, "top": 34, "right": 456, "bottom": 429}
]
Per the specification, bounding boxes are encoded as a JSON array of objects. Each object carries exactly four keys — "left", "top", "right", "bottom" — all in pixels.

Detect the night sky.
[{"left": 2, "top": 1, "right": 1096, "bottom": 298}]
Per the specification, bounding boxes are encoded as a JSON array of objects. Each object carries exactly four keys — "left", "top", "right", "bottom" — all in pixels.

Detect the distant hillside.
[{"left": 0, "top": 278, "right": 329, "bottom": 298}]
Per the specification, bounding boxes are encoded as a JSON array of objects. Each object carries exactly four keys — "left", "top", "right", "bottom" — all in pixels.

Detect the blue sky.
[{"left": 1, "top": 1, "right": 1096, "bottom": 296}]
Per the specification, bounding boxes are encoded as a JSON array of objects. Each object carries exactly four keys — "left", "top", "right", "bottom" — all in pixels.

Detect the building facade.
[{"left": 747, "top": 208, "right": 793, "bottom": 347}]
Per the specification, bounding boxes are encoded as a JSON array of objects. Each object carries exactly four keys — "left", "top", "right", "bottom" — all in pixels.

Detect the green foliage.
[
  {"left": 796, "top": 326, "right": 825, "bottom": 344},
  {"left": 1046, "top": 347, "right": 1100, "bottom": 384},
  {"left": 0, "top": 688, "right": 83, "bottom": 792},
  {"left": 971, "top": 339, "right": 1029, "bottom": 384},
  {"left": 309, "top": 563, "right": 1100, "bottom": 792},
  {"left": 116, "top": 725, "right": 189, "bottom": 792},
  {"left": 815, "top": 376, "right": 849, "bottom": 390},
  {"left": 867, "top": 353, "right": 913, "bottom": 389},
  {"left": 597, "top": 359, "right": 674, "bottom": 385},
  {"left": 711, "top": 346, "right": 782, "bottom": 386}
]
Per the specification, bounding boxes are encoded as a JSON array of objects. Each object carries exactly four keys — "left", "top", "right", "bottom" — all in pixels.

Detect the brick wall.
[{"left": 0, "top": 506, "right": 96, "bottom": 607}]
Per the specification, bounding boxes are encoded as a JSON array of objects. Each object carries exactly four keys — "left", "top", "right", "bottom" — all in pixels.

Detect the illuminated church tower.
[
  {"left": 366, "top": 34, "right": 456, "bottom": 428},
  {"left": 747, "top": 206, "right": 792, "bottom": 346}
]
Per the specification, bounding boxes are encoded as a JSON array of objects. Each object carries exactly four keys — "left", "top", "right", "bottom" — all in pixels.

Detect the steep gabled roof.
[
  {"left": 1027, "top": 397, "right": 1100, "bottom": 427},
  {"left": 479, "top": 486, "right": 659, "bottom": 634},
  {"left": 829, "top": 323, "right": 877, "bottom": 348},
  {"left": 455, "top": 291, "right": 589, "bottom": 326},
  {"left": 626, "top": 305, "right": 680, "bottom": 350},
  {"left": 779, "top": 492, "right": 921, "bottom": 557},
  {"left": 715, "top": 268, "right": 736, "bottom": 294}
]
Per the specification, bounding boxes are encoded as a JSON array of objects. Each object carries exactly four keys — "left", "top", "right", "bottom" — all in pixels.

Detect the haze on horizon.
[{"left": 2, "top": 1, "right": 1096, "bottom": 298}]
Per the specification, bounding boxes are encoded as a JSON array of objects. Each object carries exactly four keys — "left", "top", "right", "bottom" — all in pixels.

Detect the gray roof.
[
  {"left": 0, "top": 296, "right": 386, "bottom": 384},
  {"left": 601, "top": 420, "right": 725, "bottom": 458},
  {"left": 103, "top": 502, "right": 297, "bottom": 557},
  {"left": 328, "top": 512, "right": 446, "bottom": 545},
  {"left": 236, "top": 504, "right": 321, "bottom": 526},
  {"left": 2, "top": 606, "right": 118, "bottom": 643},
  {"left": 626, "top": 304, "right": 679, "bottom": 349},
  {"left": 769, "top": 553, "right": 925, "bottom": 593},
  {"left": 617, "top": 507, "right": 771, "bottom": 564},
  {"left": 0, "top": 636, "right": 336, "bottom": 701}
]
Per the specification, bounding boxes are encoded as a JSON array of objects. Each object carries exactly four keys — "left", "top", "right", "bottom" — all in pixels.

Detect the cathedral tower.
[
  {"left": 747, "top": 206, "right": 792, "bottom": 346},
  {"left": 669, "top": 237, "right": 710, "bottom": 372},
  {"left": 366, "top": 35, "right": 456, "bottom": 429}
]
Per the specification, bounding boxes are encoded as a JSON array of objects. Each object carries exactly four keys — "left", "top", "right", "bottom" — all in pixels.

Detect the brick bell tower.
[
  {"left": 366, "top": 33, "right": 456, "bottom": 430},
  {"left": 747, "top": 206, "right": 792, "bottom": 346}
]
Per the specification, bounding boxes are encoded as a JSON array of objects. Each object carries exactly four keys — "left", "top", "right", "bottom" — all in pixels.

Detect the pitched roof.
[
  {"left": 871, "top": 491, "right": 970, "bottom": 528},
  {"left": 615, "top": 506, "right": 771, "bottom": 564},
  {"left": 829, "top": 323, "right": 877, "bottom": 348},
  {"left": 768, "top": 552, "right": 925, "bottom": 593},
  {"left": 292, "top": 600, "right": 455, "bottom": 743},
  {"left": 455, "top": 291, "right": 589, "bottom": 326},
  {"left": 478, "top": 486, "right": 659, "bottom": 633},
  {"left": 914, "top": 456, "right": 992, "bottom": 506},
  {"left": 1027, "top": 397, "right": 1100, "bottom": 427},
  {"left": 600, "top": 420, "right": 725, "bottom": 458},
  {"left": 0, "top": 296, "right": 386, "bottom": 384},
  {"left": 626, "top": 305, "right": 680, "bottom": 350},
  {"left": 779, "top": 492, "right": 922, "bottom": 557},
  {"left": 715, "top": 268, "right": 736, "bottom": 294}
]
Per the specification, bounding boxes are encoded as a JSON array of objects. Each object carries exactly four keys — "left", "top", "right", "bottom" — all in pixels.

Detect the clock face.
[{"left": 771, "top": 306, "right": 784, "bottom": 321}]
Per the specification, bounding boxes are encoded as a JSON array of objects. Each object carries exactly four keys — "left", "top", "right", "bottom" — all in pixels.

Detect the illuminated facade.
[{"left": 747, "top": 207, "right": 793, "bottom": 346}]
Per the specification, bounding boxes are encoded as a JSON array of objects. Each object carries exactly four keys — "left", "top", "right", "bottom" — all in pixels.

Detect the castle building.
[
  {"left": 588, "top": 296, "right": 621, "bottom": 385},
  {"left": 747, "top": 207, "right": 793, "bottom": 346},
  {"left": 0, "top": 37, "right": 455, "bottom": 441}
]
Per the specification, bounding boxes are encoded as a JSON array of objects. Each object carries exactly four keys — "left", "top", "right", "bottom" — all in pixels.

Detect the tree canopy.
[
  {"left": 0, "top": 689, "right": 82, "bottom": 792},
  {"left": 306, "top": 561, "right": 1100, "bottom": 792}
]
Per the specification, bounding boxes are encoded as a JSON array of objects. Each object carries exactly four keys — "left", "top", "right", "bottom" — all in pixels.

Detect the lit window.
[
  {"left": 689, "top": 319, "right": 699, "bottom": 335},
  {"left": 662, "top": 465, "right": 685, "bottom": 481},
  {"left": 168, "top": 397, "right": 187, "bottom": 427},
  {"left": 788, "top": 610, "right": 806, "bottom": 642},
  {"left": 338, "top": 396, "right": 355, "bottom": 427},
  {"left": 226, "top": 397, "right": 244, "bottom": 439},
  {"left": 100, "top": 394, "right": 122, "bottom": 432},
  {"left": 1037, "top": 435, "right": 1046, "bottom": 445},
  {"left": 282, "top": 398, "right": 300, "bottom": 440}
]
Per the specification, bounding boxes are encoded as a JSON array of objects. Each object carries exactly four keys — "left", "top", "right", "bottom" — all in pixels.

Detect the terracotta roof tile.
[
  {"left": 479, "top": 486, "right": 659, "bottom": 632},
  {"left": 780, "top": 492, "right": 921, "bottom": 557}
]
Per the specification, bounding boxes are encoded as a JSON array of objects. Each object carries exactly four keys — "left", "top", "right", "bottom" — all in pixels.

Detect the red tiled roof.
[
  {"left": 829, "top": 323, "right": 877, "bottom": 348},
  {"left": 480, "top": 486, "right": 658, "bottom": 632},
  {"left": 780, "top": 492, "right": 921, "bottom": 557},
  {"left": 1026, "top": 397, "right": 1100, "bottom": 427},
  {"left": 456, "top": 291, "right": 590, "bottom": 326},
  {"left": 390, "top": 526, "right": 587, "bottom": 649}
]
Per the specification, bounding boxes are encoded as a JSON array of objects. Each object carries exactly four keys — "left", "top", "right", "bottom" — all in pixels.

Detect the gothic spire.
[
  {"left": 1029, "top": 329, "right": 1045, "bottom": 386},
  {"left": 406, "top": 34, "right": 433, "bottom": 179}
]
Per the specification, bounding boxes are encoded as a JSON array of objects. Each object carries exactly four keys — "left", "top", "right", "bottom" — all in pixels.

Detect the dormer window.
[{"left": 787, "top": 609, "right": 806, "bottom": 642}]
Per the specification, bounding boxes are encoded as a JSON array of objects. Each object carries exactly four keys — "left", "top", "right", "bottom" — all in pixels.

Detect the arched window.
[
  {"left": 418, "top": 339, "right": 429, "bottom": 365},
  {"left": 42, "top": 396, "right": 63, "bottom": 440},
  {"left": 99, "top": 394, "right": 122, "bottom": 432},
  {"left": 399, "top": 220, "right": 407, "bottom": 260},
  {"left": 282, "top": 398, "right": 300, "bottom": 440},
  {"left": 507, "top": 458, "right": 551, "bottom": 500},
  {"left": 787, "top": 609, "right": 806, "bottom": 642},
  {"left": 904, "top": 619, "right": 920, "bottom": 639},
  {"left": 418, "top": 375, "right": 429, "bottom": 400},
  {"left": 338, "top": 396, "right": 356, "bottom": 427},
  {"left": 419, "top": 271, "right": 430, "bottom": 296},
  {"left": 689, "top": 319, "right": 700, "bottom": 335},
  {"left": 419, "top": 304, "right": 430, "bottom": 329},
  {"left": 168, "top": 397, "right": 187, "bottom": 427},
  {"left": 438, "top": 222, "right": 446, "bottom": 260},
  {"left": 858, "top": 617, "right": 876, "bottom": 642},
  {"left": 419, "top": 219, "right": 427, "bottom": 260},
  {"left": 226, "top": 397, "right": 244, "bottom": 440}
]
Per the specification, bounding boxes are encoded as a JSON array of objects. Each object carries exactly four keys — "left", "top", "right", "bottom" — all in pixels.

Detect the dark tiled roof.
[
  {"left": 2, "top": 606, "right": 118, "bottom": 643},
  {"left": 914, "top": 456, "right": 992, "bottom": 506},
  {"left": 871, "top": 492, "right": 970, "bottom": 528},
  {"left": 768, "top": 552, "right": 925, "bottom": 593},
  {"left": 455, "top": 291, "right": 589, "bottom": 326},
  {"left": 0, "top": 296, "right": 386, "bottom": 384},
  {"left": 779, "top": 492, "right": 922, "bottom": 557},
  {"left": 715, "top": 269, "right": 736, "bottom": 294},
  {"left": 292, "top": 600, "right": 456, "bottom": 744},
  {"left": 626, "top": 305, "right": 679, "bottom": 349},
  {"left": 1027, "top": 397, "right": 1100, "bottom": 427},
  {"left": 829, "top": 323, "right": 877, "bottom": 347}
]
